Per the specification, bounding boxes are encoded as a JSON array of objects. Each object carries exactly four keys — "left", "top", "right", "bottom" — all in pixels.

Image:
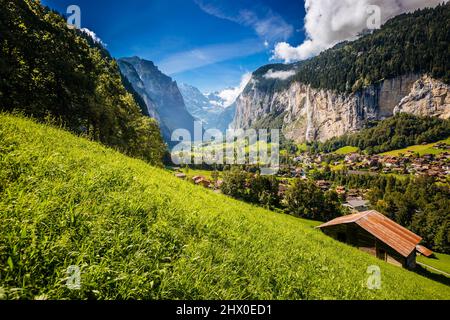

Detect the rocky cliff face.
[
  {"left": 118, "top": 59, "right": 160, "bottom": 120},
  {"left": 394, "top": 76, "right": 450, "bottom": 119},
  {"left": 118, "top": 57, "right": 196, "bottom": 141},
  {"left": 233, "top": 74, "right": 450, "bottom": 143}
]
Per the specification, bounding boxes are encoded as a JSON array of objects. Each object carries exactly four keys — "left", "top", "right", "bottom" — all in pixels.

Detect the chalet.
[
  {"left": 416, "top": 245, "right": 434, "bottom": 258},
  {"left": 434, "top": 142, "right": 450, "bottom": 150},
  {"left": 294, "top": 167, "right": 304, "bottom": 177},
  {"left": 382, "top": 157, "right": 399, "bottom": 168},
  {"left": 347, "top": 189, "right": 360, "bottom": 198},
  {"left": 345, "top": 153, "right": 360, "bottom": 164},
  {"left": 278, "top": 184, "right": 289, "bottom": 197},
  {"left": 363, "top": 156, "right": 379, "bottom": 168},
  {"left": 192, "top": 176, "right": 212, "bottom": 188},
  {"left": 317, "top": 210, "right": 431, "bottom": 269},
  {"left": 316, "top": 180, "right": 331, "bottom": 191},
  {"left": 215, "top": 180, "right": 224, "bottom": 188},
  {"left": 343, "top": 199, "right": 369, "bottom": 212}
]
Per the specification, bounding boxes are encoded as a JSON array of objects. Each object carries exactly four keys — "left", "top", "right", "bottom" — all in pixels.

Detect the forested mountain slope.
[
  {"left": 0, "top": 0, "right": 165, "bottom": 164},
  {"left": 233, "top": 4, "right": 450, "bottom": 143}
]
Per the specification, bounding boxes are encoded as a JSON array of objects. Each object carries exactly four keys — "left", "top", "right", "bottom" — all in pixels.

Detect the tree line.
[
  {"left": 220, "top": 167, "right": 344, "bottom": 222},
  {"left": 310, "top": 114, "right": 450, "bottom": 154}
]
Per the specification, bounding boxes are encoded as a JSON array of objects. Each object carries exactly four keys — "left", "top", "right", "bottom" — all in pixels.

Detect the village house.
[
  {"left": 315, "top": 155, "right": 323, "bottom": 164},
  {"left": 434, "top": 142, "right": 450, "bottom": 150},
  {"left": 317, "top": 210, "right": 432, "bottom": 269},
  {"left": 343, "top": 199, "right": 370, "bottom": 212},
  {"left": 295, "top": 167, "right": 305, "bottom": 178},
  {"left": 215, "top": 179, "right": 224, "bottom": 189},
  {"left": 346, "top": 189, "right": 361, "bottom": 199},
  {"left": 192, "top": 176, "right": 212, "bottom": 188},
  {"left": 345, "top": 153, "right": 360, "bottom": 164},
  {"left": 315, "top": 180, "right": 331, "bottom": 191},
  {"left": 362, "top": 155, "right": 380, "bottom": 168},
  {"left": 381, "top": 156, "right": 400, "bottom": 168},
  {"left": 278, "top": 184, "right": 289, "bottom": 197},
  {"left": 416, "top": 245, "right": 434, "bottom": 258}
]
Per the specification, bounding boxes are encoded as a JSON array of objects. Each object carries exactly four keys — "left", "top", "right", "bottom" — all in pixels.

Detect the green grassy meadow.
[
  {"left": 178, "top": 168, "right": 221, "bottom": 181},
  {"left": 0, "top": 114, "right": 449, "bottom": 300},
  {"left": 380, "top": 138, "right": 450, "bottom": 157},
  {"left": 334, "top": 146, "right": 360, "bottom": 155},
  {"left": 418, "top": 253, "right": 450, "bottom": 275}
]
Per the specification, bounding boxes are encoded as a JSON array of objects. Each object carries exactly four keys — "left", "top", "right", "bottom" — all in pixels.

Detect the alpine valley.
[{"left": 1, "top": 0, "right": 450, "bottom": 302}]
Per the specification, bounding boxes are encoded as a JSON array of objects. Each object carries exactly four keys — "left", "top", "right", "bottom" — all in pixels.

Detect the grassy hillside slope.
[
  {"left": 380, "top": 137, "right": 450, "bottom": 156},
  {"left": 0, "top": 114, "right": 449, "bottom": 300},
  {"left": 418, "top": 253, "right": 450, "bottom": 275},
  {"left": 334, "top": 146, "right": 360, "bottom": 155}
]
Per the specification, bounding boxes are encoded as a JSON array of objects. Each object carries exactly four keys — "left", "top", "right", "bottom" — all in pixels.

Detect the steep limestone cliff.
[
  {"left": 232, "top": 74, "right": 450, "bottom": 143},
  {"left": 118, "top": 57, "right": 196, "bottom": 141}
]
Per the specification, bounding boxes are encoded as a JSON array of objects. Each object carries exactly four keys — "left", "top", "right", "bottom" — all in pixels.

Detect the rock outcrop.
[
  {"left": 394, "top": 75, "right": 450, "bottom": 119},
  {"left": 233, "top": 74, "right": 450, "bottom": 143}
]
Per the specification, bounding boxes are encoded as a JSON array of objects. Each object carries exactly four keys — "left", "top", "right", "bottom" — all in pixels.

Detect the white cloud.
[
  {"left": 238, "top": 9, "right": 294, "bottom": 42},
  {"left": 264, "top": 69, "right": 296, "bottom": 80},
  {"left": 81, "top": 28, "right": 106, "bottom": 47},
  {"left": 195, "top": 0, "right": 293, "bottom": 42},
  {"left": 218, "top": 72, "right": 252, "bottom": 107},
  {"left": 273, "top": 0, "right": 447, "bottom": 63}
]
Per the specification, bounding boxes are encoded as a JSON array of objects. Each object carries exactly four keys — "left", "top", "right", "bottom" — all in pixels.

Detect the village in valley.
[{"left": 172, "top": 140, "right": 450, "bottom": 213}]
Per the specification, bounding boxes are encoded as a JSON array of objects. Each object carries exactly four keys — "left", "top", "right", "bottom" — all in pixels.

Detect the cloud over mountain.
[
  {"left": 217, "top": 72, "right": 252, "bottom": 107},
  {"left": 264, "top": 69, "right": 296, "bottom": 80},
  {"left": 81, "top": 28, "right": 106, "bottom": 47},
  {"left": 273, "top": 0, "right": 447, "bottom": 62}
]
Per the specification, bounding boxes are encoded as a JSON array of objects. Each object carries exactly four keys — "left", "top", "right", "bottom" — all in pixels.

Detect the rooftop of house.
[{"left": 345, "top": 199, "right": 369, "bottom": 208}]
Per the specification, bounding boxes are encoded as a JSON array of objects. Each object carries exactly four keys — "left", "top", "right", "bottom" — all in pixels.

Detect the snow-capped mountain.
[{"left": 179, "top": 83, "right": 235, "bottom": 131}]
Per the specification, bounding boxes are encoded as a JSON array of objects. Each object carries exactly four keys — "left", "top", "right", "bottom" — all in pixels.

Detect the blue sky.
[{"left": 42, "top": 0, "right": 306, "bottom": 92}]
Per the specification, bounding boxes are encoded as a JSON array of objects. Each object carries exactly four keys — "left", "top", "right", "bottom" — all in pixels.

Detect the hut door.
[{"left": 376, "top": 248, "right": 387, "bottom": 261}]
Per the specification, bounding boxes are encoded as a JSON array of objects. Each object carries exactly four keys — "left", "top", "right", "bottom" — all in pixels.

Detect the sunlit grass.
[
  {"left": 1, "top": 114, "right": 449, "bottom": 300},
  {"left": 418, "top": 253, "right": 450, "bottom": 275},
  {"left": 334, "top": 146, "right": 360, "bottom": 155},
  {"left": 380, "top": 138, "right": 450, "bottom": 156}
]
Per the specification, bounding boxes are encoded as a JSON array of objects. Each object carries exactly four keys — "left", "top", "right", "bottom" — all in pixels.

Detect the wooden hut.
[{"left": 317, "top": 210, "right": 430, "bottom": 269}]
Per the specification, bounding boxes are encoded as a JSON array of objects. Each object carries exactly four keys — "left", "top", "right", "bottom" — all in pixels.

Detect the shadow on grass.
[{"left": 414, "top": 265, "right": 450, "bottom": 286}]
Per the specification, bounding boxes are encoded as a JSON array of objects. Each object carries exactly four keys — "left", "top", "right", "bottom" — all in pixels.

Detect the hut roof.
[
  {"left": 416, "top": 245, "right": 433, "bottom": 257},
  {"left": 317, "top": 210, "right": 422, "bottom": 257}
]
